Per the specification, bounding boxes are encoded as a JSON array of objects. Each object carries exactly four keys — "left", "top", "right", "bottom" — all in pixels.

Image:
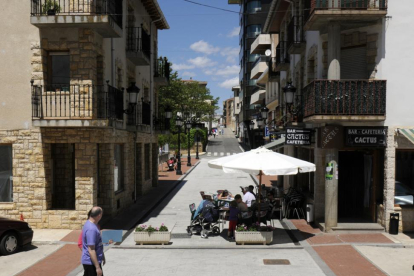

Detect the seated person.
[
  {"left": 217, "top": 189, "right": 232, "bottom": 200},
  {"left": 193, "top": 195, "right": 212, "bottom": 219},
  {"left": 234, "top": 194, "right": 248, "bottom": 212},
  {"left": 235, "top": 194, "right": 252, "bottom": 225},
  {"left": 242, "top": 186, "right": 256, "bottom": 207},
  {"left": 266, "top": 191, "right": 278, "bottom": 209}
]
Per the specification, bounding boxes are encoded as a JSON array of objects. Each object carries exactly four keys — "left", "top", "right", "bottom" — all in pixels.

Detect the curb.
[{"left": 111, "top": 245, "right": 304, "bottom": 250}]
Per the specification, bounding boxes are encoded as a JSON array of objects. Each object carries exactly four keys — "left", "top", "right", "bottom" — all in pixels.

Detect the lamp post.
[
  {"left": 175, "top": 116, "right": 183, "bottom": 175},
  {"left": 260, "top": 107, "right": 269, "bottom": 145},
  {"left": 249, "top": 120, "right": 255, "bottom": 149},
  {"left": 186, "top": 120, "right": 192, "bottom": 166},
  {"left": 164, "top": 106, "right": 172, "bottom": 131},
  {"left": 283, "top": 82, "right": 297, "bottom": 113},
  {"left": 195, "top": 123, "right": 201, "bottom": 159},
  {"left": 124, "top": 82, "right": 140, "bottom": 114}
]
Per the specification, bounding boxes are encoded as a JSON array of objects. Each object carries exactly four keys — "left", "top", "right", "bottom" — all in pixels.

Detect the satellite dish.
[{"left": 265, "top": 49, "right": 271, "bottom": 56}]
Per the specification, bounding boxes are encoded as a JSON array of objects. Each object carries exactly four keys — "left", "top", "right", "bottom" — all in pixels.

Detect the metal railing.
[
  {"left": 126, "top": 27, "right": 151, "bottom": 60},
  {"left": 302, "top": 79, "right": 386, "bottom": 118},
  {"left": 287, "top": 16, "right": 305, "bottom": 50},
  {"left": 252, "top": 55, "right": 269, "bottom": 69},
  {"left": 276, "top": 41, "right": 290, "bottom": 67},
  {"left": 311, "top": 0, "right": 387, "bottom": 12},
  {"left": 31, "top": 82, "right": 124, "bottom": 120},
  {"left": 154, "top": 57, "right": 170, "bottom": 81},
  {"left": 30, "top": 0, "right": 123, "bottom": 28}
]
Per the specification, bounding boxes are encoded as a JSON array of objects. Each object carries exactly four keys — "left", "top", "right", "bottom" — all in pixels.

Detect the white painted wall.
[{"left": 383, "top": 0, "right": 414, "bottom": 126}]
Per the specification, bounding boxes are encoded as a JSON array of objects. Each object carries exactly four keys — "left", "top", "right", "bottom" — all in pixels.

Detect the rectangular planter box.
[
  {"left": 235, "top": 230, "right": 273, "bottom": 245},
  {"left": 134, "top": 231, "right": 171, "bottom": 245}
]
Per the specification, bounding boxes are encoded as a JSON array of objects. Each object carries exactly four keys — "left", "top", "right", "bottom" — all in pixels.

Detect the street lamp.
[
  {"left": 175, "top": 116, "right": 183, "bottom": 175},
  {"left": 283, "top": 82, "right": 297, "bottom": 112},
  {"left": 257, "top": 117, "right": 264, "bottom": 129},
  {"left": 249, "top": 120, "right": 255, "bottom": 130},
  {"left": 186, "top": 120, "right": 192, "bottom": 166},
  {"left": 195, "top": 123, "right": 202, "bottom": 160},
  {"left": 261, "top": 107, "right": 269, "bottom": 121},
  {"left": 124, "top": 82, "right": 140, "bottom": 114}
]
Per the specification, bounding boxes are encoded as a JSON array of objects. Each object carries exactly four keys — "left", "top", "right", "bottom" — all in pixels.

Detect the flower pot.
[
  {"left": 134, "top": 231, "right": 171, "bottom": 245},
  {"left": 47, "top": 9, "right": 56, "bottom": 15},
  {"left": 235, "top": 230, "right": 273, "bottom": 245}
]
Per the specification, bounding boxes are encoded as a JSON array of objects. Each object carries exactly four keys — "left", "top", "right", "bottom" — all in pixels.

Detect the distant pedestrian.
[
  {"left": 81, "top": 206, "right": 105, "bottom": 276},
  {"left": 213, "top": 131, "right": 216, "bottom": 139}
]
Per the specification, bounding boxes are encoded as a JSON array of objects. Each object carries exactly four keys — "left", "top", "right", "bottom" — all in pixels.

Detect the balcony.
[
  {"left": 154, "top": 57, "right": 170, "bottom": 86},
  {"left": 251, "top": 55, "right": 269, "bottom": 79},
  {"left": 302, "top": 79, "right": 386, "bottom": 123},
  {"left": 275, "top": 41, "right": 290, "bottom": 71},
  {"left": 30, "top": 0, "right": 122, "bottom": 38},
  {"left": 250, "top": 34, "right": 271, "bottom": 54},
  {"left": 126, "top": 27, "right": 151, "bottom": 66},
  {"left": 126, "top": 101, "right": 151, "bottom": 132},
  {"left": 287, "top": 16, "right": 306, "bottom": 54},
  {"left": 31, "top": 82, "right": 124, "bottom": 127},
  {"left": 305, "top": 0, "right": 388, "bottom": 32}
]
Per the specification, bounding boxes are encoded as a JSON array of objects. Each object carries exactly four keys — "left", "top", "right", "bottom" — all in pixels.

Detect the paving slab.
[
  {"left": 0, "top": 244, "right": 63, "bottom": 276},
  {"left": 32, "top": 229, "right": 72, "bottom": 243},
  {"left": 355, "top": 245, "right": 414, "bottom": 276},
  {"left": 75, "top": 248, "right": 326, "bottom": 276}
]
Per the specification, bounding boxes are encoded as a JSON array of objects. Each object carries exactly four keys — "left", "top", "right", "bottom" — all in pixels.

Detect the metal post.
[
  {"left": 187, "top": 128, "right": 192, "bottom": 166},
  {"left": 324, "top": 160, "right": 338, "bottom": 232},
  {"left": 196, "top": 131, "right": 200, "bottom": 159},
  {"left": 176, "top": 127, "right": 182, "bottom": 175}
]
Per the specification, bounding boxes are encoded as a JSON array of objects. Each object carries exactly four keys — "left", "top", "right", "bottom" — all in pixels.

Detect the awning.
[
  {"left": 257, "top": 68, "right": 269, "bottom": 84},
  {"left": 250, "top": 90, "right": 266, "bottom": 104},
  {"left": 399, "top": 129, "right": 414, "bottom": 144},
  {"left": 264, "top": 137, "right": 285, "bottom": 150}
]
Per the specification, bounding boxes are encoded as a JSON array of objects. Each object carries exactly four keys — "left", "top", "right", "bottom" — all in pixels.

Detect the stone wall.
[{"left": 0, "top": 127, "right": 157, "bottom": 229}]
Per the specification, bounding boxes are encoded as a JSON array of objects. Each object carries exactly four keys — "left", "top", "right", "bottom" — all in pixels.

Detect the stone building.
[
  {"left": 0, "top": 0, "right": 170, "bottom": 229},
  {"left": 235, "top": 0, "right": 414, "bottom": 232},
  {"left": 223, "top": 98, "right": 236, "bottom": 132}
]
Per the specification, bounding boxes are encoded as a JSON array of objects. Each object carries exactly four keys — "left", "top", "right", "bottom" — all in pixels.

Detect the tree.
[{"left": 158, "top": 71, "right": 219, "bottom": 126}]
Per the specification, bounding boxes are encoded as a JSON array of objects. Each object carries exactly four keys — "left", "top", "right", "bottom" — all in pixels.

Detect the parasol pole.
[{"left": 257, "top": 170, "right": 262, "bottom": 224}]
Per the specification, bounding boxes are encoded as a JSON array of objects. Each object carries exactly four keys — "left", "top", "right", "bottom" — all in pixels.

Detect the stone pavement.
[{"left": 2, "top": 158, "right": 199, "bottom": 276}]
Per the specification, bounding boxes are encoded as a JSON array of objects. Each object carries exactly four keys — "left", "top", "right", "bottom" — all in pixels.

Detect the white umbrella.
[
  {"left": 208, "top": 146, "right": 316, "bottom": 176},
  {"left": 208, "top": 147, "right": 316, "bottom": 218}
]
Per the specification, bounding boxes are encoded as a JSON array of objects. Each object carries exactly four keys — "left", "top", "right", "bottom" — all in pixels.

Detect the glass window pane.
[
  {"left": 51, "top": 55, "right": 70, "bottom": 85},
  {"left": 0, "top": 145, "right": 12, "bottom": 202}
]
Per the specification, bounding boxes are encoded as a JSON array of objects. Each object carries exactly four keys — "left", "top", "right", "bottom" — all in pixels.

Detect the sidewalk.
[{"left": 13, "top": 158, "right": 200, "bottom": 276}]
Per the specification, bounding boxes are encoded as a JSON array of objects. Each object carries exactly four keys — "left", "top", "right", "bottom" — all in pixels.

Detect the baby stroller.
[{"left": 187, "top": 201, "right": 221, "bottom": 238}]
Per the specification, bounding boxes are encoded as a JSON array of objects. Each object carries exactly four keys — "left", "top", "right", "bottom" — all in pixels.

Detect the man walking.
[{"left": 81, "top": 206, "right": 105, "bottom": 276}]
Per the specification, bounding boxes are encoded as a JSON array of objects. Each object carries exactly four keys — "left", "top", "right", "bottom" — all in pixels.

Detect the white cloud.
[
  {"left": 190, "top": 40, "right": 220, "bottom": 55},
  {"left": 188, "top": 56, "right": 217, "bottom": 68},
  {"left": 205, "top": 65, "right": 239, "bottom": 77},
  {"left": 227, "top": 27, "right": 240, "bottom": 38},
  {"left": 221, "top": 47, "right": 239, "bottom": 58},
  {"left": 182, "top": 71, "right": 196, "bottom": 77},
  {"left": 226, "top": 56, "right": 236, "bottom": 64},
  {"left": 219, "top": 77, "right": 239, "bottom": 89},
  {"left": 172, "top": 63, "right": 195, "bottom": 70}
]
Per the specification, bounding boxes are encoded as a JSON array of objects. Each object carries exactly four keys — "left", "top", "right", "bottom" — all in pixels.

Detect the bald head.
[{"left": 90, "top": 206, "right": 102, "bottom": 218}]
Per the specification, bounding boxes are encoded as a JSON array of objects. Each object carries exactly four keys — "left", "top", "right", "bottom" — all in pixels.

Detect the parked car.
[
  {"left": 0, "top": 217, "right": 33, "bottom": 255},
  {"left": 394, "top": 181, "right": 414, "bottom": 205}
]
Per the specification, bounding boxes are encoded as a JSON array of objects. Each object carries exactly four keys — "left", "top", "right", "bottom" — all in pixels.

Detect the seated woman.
[{"left": 217, "top": 190, "right": 232, "bottom": 200}]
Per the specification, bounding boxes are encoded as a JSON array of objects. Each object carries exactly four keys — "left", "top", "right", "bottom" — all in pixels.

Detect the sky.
[{"left": 157, "top": 0, "right": 241, "bottom": 114}]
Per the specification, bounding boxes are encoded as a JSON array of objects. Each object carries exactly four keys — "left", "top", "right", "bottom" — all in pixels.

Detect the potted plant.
[
  {"left": 235, "top": 223, "right": 274, "bottom": 245},
  {"left": 42, "top": 0, "right": 61, "bottom": 15},
  {"left": 134, "top": 223, "right": 171, "bottom": 245}
]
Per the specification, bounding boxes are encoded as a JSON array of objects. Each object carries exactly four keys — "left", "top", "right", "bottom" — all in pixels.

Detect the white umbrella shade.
[{"left": 208, "top": 146, "right": 315, "bottom": 176}]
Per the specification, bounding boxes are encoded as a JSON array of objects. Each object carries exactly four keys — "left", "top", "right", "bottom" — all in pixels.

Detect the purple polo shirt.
[{"left": 81, "top": 220, "right": 103, "bottom": 265}]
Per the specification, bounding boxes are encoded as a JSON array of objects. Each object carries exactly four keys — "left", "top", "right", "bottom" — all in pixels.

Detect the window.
[
  {"left": 145, "top": 144, "right": 150, "bottom": 180},
  {"left": 114, "top": 144, "right": 124, "bottom": 192},
  {"left": 48, "top": 52, "right": 70, "bottom": 87},
  {"left": 51, "top": 144, "right": 75, "bottom": 209},
  {"left": 0, "top": 145, "right": 12, "bottom": 202},
  {"left": 247, "top": 1, "right": 261, "bottom": 13},
  {"left": 395, "top": 150, "right": 414, "bottom": 205},
  {"left": 246, "top": 25, "right": 261, "bottom": 38}
]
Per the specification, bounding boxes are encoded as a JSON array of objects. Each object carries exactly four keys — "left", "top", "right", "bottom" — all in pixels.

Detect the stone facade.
[{"left": 0, "top": 128, "right": 157, "bottom": 229}]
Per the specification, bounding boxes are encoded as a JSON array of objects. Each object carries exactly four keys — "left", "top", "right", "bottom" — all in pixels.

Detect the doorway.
[{"left": 338, "top": 151, "right": 373, "bottom": 221}]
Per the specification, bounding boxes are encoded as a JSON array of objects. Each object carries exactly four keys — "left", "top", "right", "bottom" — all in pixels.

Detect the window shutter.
[{"left": 341, "top": 46, "right": 367, "bottom": 79}]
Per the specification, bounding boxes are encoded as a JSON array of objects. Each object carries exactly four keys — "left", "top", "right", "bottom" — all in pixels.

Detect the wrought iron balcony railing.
[
  {"left": 276, "top": 41, "right": 290, "bottom": 67},
  {"left": 31, "top": 82, "right": 124, "bottom": 120},
  {"left": 126, "top": 27, "right": 151, "bottom": 60},
  {"left": 154, "top": 57, "right": 170, "bottom": 81},
  {"left": 30, "top": 0, "right": 123, "bottom": 28},
  {"left": 287, "top": 16, "right": 305, "bottom": 50},
  {"left": 127, "top": 101, "right": 152, "bottom": 126},
  {"left": 302, "top": 79, "right": 386, "bottom": 118},
  {"left": 311, "top": 0, "right": 387, "bottom": 12}
]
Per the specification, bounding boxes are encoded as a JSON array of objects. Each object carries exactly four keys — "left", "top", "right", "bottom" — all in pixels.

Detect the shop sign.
[
  {"left": 286, "top": 128, "right": 312, "bottom": 145},
  {"left": 345, "top": 127, "right": 387, "bottom": 147},
  {"left": 318, "top": 126, "right": 344, "bottom": 149}
]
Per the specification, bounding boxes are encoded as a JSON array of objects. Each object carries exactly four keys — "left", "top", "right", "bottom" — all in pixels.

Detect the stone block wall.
[{"left": 0, "top": 127, "right": 158, "bottom": 229}]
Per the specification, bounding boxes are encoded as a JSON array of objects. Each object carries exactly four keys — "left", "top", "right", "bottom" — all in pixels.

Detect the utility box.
[
  {"left": 306, "top": 203, "right": 314, "bottom": 223},
  {"left": 389, "top": 213, "right": 399, "bottom": 235}
]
